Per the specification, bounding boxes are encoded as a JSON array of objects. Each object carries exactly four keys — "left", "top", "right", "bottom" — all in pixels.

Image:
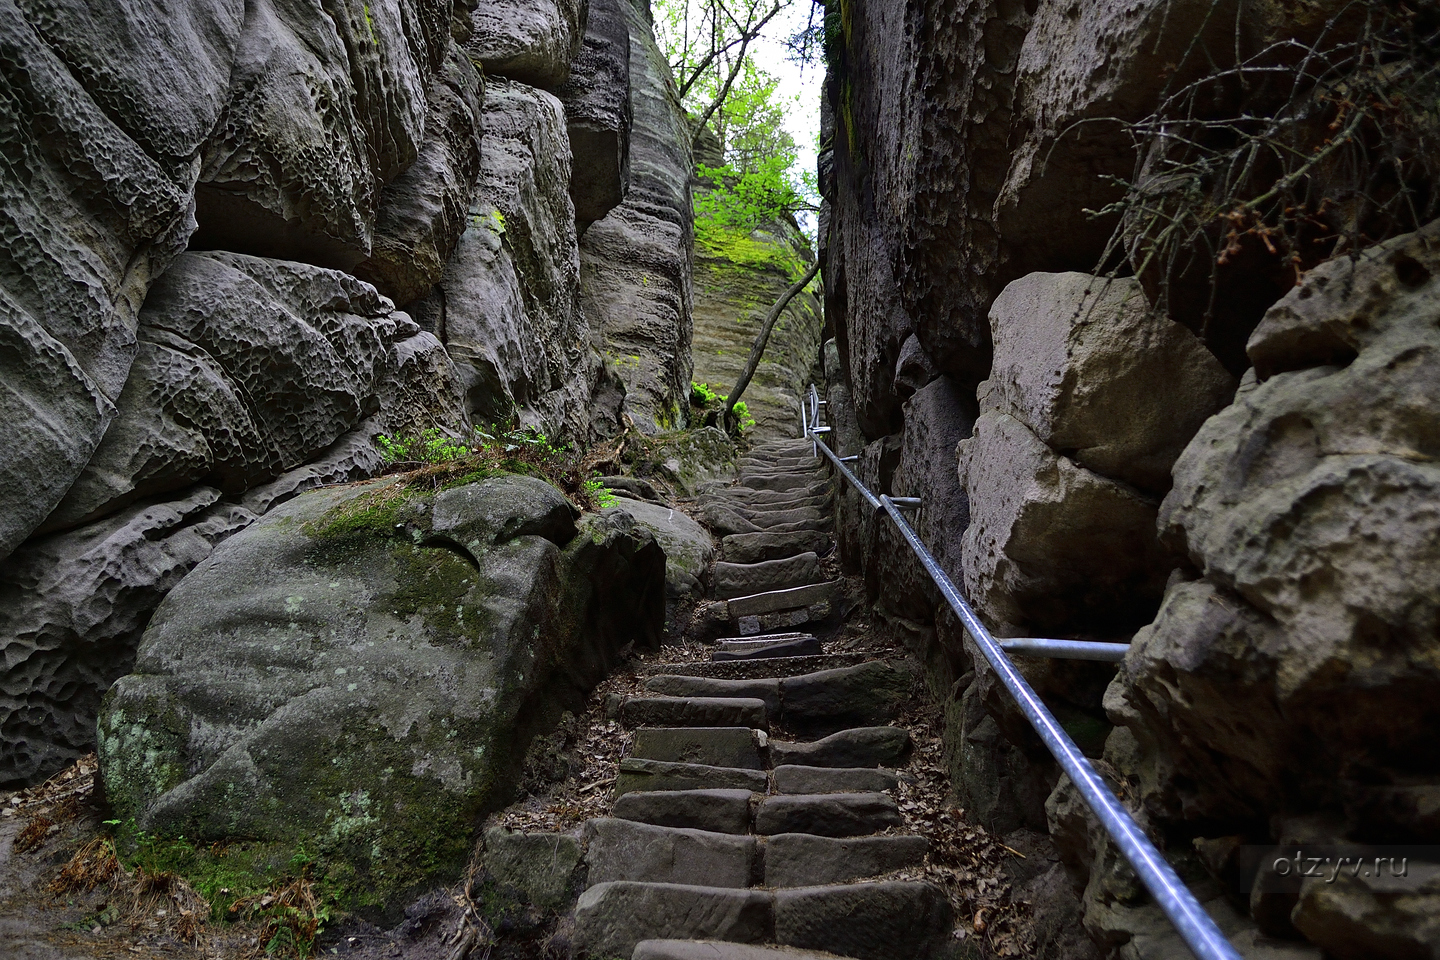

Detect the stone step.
[
  {"left": 721, "top": 531, "right": 833, "bottom": 564},
  {"left": 737, "top": 455, "right": 821, "bottom": 470},
  {"left": 623, "top": 696, "right": 768, "bottom": 729},
  {"left": 704, "top": 484, "right": 830, "bottom": 506},
  {"left": 728, "top": 581, "right": 841, "bottom": 619},
  {"left": 777, "top": 661, "right": 911, "bottom": 731},
  {"left": 644, "top": 675, "right": 782, "bottom": 714},
  {"left": 709, "top": 493, "right": 830, "bottom": 514},
  {"left": 583, "top": 819, "right": 758, "bottom": 889},
  {"left": 769, "top": 728, "right": 911, "bottom": 769},
  {"left": 772, "top": 882, "right": 954, "bottom": 960},
  {"left": 634, "top": 941, "right": 861, "bottom": 960},
  {"left": 772, "top": 765, "right": 899, "bottom": 795},
  {"left": 713, "top": 636, "right": 823, "bottom": 661},
  {"left": 574, "top": 881, "right": 953, "bottom": 960},
  {"left": 734, "top": 507, "right": 828, "bottom": 530},
  {"left": 611, "top": 788, "right": 755, "bottom": 835},
  {"left": 638, "top": 654, "right": 869, "bottom": 680},
  {"left": 616, "top": 758, "right": 769, "bottom": 796},
  {"left": 740, "top": 473, "right": 821, "bottom": 493},
  {"left": 713, "top": 553, "right": 822, "bottom": 600},
  {"left": 573, "top": 882, "right": 772, "bottom": 960},
  {"left": 748, "top": 440, "right": 815, "bottom": 456},
  {"left": 754, "top": 793, "right": 903, "bottom": 838},
  {"left": 631, "top": 727, "right": 765, "bottom": 770},
  {"left": 763, "top": 834, "right": 929, "bottom": 887}
]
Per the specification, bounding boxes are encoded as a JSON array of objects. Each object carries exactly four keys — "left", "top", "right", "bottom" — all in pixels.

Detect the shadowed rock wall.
[{"left": 819, "top": 0, "right": 1439, "bottom": 955}]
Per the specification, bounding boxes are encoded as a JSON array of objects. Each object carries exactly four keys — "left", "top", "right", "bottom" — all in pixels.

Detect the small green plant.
[
  {"left": 690, "top": 380, "right": 721, "bottom": 405},
  {"left": 375, "top": 428, "right": 471, "bottom": 466},
  {"left": 582, "top": 474, "right": 618, "bottom": 509},
  {"left": 731, "top": 399, "right": 755, "bottom": 433}
]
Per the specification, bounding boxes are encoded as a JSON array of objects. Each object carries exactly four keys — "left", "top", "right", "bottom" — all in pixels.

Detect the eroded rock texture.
[
  {"left": 468, "top": 0, "right": 587, "bottom": 89},
  {"left": 98, "top": 475, "right": 664, "bottom": 914},
  {"left": 0, "top": 488, "right": 254, "bottom": 786},
  {"left": 0, "top": 0, "right": 241, "bottom": 563},
  {"left": 580, "top": 0, "right": 695, "bottom": 432},
  {"left": 557, "top": 0, "right": 631, "bottom": 228}
]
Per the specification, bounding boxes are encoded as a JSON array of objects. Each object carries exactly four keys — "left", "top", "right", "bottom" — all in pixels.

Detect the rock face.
[
  {"left": 689, "top": 215, "right": 824, "bottom": 442},
  {"left": 193, "top": 0, "right": 451, "bottom": 268},
  {"left": 468, "top": 0, "right": 586, "bottom": 89},
  {"left": 98, "top": 475, "right": 665, "bottom": 913},
  {"left": 558, "top": 0, "right": 631, "bottom": 229},
  {"left": 0, "top": 489, "right": 254, "bottom": 786},
  {"left": 985, "top": 273, "right": 1236, "bottom": 494},
  {"left": 39, "top": 252, "right": 462, "bottom": 534},
  {"left": 0, "top": 0, "right": 241, "bottom": 563},
  {"left": 580, "top": 0, "right": 695, "bottom": 432},
  {"left": 1108, "top": 224, "right": 1440, "bottom": 862},
  {"left": 438, "top": 78, "right": 592, "bottom": 432}
]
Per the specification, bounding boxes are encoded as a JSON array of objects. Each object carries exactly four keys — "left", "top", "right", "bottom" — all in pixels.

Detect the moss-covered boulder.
[{"left": 96, "top": 474, "right": 663, "bottom": 917}]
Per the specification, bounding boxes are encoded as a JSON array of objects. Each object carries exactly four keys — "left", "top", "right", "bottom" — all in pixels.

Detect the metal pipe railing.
[{"left": 802, "top": 384, "right": 1241, "bottom": 960}]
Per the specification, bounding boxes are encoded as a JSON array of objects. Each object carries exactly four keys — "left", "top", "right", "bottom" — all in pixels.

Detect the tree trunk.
[{"left": 724, "top": 256, "right": 822, "bottom": 432}]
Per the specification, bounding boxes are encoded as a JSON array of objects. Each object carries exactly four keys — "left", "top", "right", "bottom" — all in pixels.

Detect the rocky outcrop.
[
  {"left": 0, "top": 488, "right": 254, "bottom": 786},
  {"left": 437, "top": 78, "right": 592, "bottom": 432},
  {"left": 558, "top": 0, "right": 631, "bottom": 229},
  {"left": 193, "top": 0, "right": 451, "bottom": 268},
  {"left": 354, "top": 46, "right": 486, "bottom": 306},
  {"left": 38, "top": 252, "right": 462, "bottom": 534},
  {"left": 98, "top": 475, "right": 665, "bottom": 914},
  {"left": 580, "top": 0, "right": 695, "bottom": 432},
  {"left": 0, "top": 0, "right": 240, "bottom": 563},
  {"left": 1104, "top": 226, "right": 1440, "bottom": 922},
  {"left": 689, "top": 216, "right": 824, "bottom": 442},
  {"left": 468, "top": 0, "right": 586, "bottom": 89}
]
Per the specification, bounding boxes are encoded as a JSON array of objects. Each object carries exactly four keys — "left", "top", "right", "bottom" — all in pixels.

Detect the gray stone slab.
[
  {"left": 714, "top": 636, "right": 823, "bottom": 661},
  {"left": 482, "top": 827, "right": 582, "bottom": 911},
  {"left": 746, "top": 508, "right": 828, "bottom": 530},
  {"left": 634, "top": 940, "right": 849, "bottom": 960},
  {"left": 754, "top": 793, "right": 902, "bottom": 838},
  {"left": 779, "top": 661, "right": 911, "bottom": 729},
  {"left": 728, "top": 581, "right": 840, "bottom": 618},
  {"left": 573, "top": 882, "right": 773, "bottom": 960},
  {"left": 768, "top": 727, "right": 911, "bottom": 769},
  {"left": 583, "top": 818, "right": 758, "bottom": 888},
  {"left": 638, "top": 654, "right": 869, "bottom": 680},
  {"left": 611, "top": 788, "right": 754, "bottom": 835},
  {"left": 763, "top": 834, "right": 929, "bottom": 887},
  {"left": 722, "top": 531, "right": 833, "bottom": 564},
  {"left": 771, "top": 765, "right": 899, "bottom": 795},
  {"left": 631, "top": 727, "right": 764, "bottom": 770},
  {"left": 740, "top": 473, "right": 819, "bottom": 492},
  {"left": 707, "top": 482, "right": 830, "bottom": 504},
  {"left": 645, "top": 675, "right": 782, "bottom": 713},
  {"left": 623, "top": 696, "right": 768, "bottom": 729},
  {"left": 615, "top": 757, "right": 769, "bottom": 796},
  {"left": 714, "top": 553, "right": 821, "bottom": 600},
  {"left": 716, "top": 632, "right": 812, "bottom": 649},
  {"left": 773, "top": 881, "right": 954, "bottom": 960}
]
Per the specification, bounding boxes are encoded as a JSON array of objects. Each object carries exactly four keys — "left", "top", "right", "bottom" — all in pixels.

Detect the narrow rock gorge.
[{"left": 2, "top": 0, "right": 1437, "bottom": 959}]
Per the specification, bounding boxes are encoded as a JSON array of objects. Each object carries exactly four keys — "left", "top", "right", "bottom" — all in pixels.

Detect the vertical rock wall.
[
  {"left": 819, "top": 0, "right": 1439, "bottom": 955},
  {"left": 0, "top": 0, "right": 695, "bottom": 787}
]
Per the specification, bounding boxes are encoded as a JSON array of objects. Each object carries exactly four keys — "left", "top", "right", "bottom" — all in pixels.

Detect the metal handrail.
[{"left": 802, "top": 384, "right": 1241, "bottom": 960}]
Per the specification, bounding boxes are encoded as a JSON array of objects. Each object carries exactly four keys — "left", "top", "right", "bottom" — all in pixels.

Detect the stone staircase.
[{"left": 570, "top": 440, "right": 955, "bottom": 960}]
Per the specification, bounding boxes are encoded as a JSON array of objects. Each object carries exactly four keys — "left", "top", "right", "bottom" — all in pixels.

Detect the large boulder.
[
  {"left": 354, "top": 46, "right": 486, "bottom": 306},
  {"left": 557, "top": 0, "right": 631, "bottom": 228},
  {"left": 985, "top": 272, "right": 1236, "bottom": 493},
  {"left": 467, "top": 0, "right": 586, "bottom": 89},
  {"left": 606, "top": 495, "right": 714, "bottom": 601},
  {"left": 97, "top": 475, "right": 664, "bottom": 914},
  {"left": 579, "top": 0, "right": 694, "bottom": 432},
  {"left": 1110, "top": 223, "right": 1440, "bottom": 830},
  {"left": 957, "top": 411, "right": 1172, "bottom": 637},
  {"left": 193, "top": 0, "right": 451, "bottom": 268},
  {"left": 0, "top": 487, "right": 254, "bottom": 786},
  {"left": 0, "top": 0, "right": 243, "bottom": 562},
  {"left": 40, "top": 252, "right": 460, "bottom": 533},
  {"left": 439, "top": 79, "right": 590, "bottom": 433}
]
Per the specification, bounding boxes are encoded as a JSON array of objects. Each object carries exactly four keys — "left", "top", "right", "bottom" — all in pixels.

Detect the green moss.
[
  {"left": 383, "top": 543, "right": 484, "bottom": 646},
  {"left": 303, "top": 485, "right": 415, "bottom": 541},
  {"left": 695, "top": 216, "right": 806, "bottom": 277}
]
